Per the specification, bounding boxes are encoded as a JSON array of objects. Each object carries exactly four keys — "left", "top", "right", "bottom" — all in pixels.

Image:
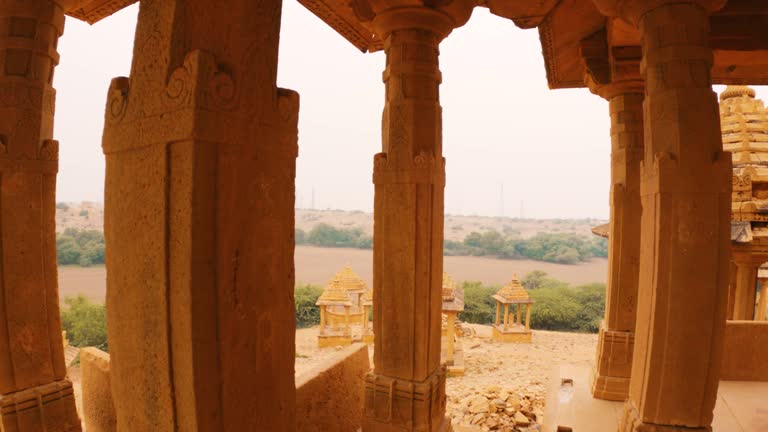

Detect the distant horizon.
[{"left": 56, "top": 200, "right": 607, "bottom": 221}]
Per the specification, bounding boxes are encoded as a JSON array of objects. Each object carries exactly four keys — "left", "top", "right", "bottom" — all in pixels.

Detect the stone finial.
[{"left": 720, "top": 86, "right": 756, "bottom": 102}]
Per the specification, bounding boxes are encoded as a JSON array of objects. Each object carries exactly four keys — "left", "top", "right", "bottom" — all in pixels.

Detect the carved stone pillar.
[
  {"left": 727, "top": 260, "right": 737, "bottom": 319},
  {"left": 366, "top": 8, "right": 455, "bottom": 432},
  {"left": 445, "top": 312, "right": 456, "bottom": 365},
  {"left": 589, "top": 1, "right": 731, "bottom": 431},
  {"left": 102, "top": 1, "right": 297, "bottom": 430},
  {"left": 731, "top": 254, "right": 766, "bottom": 320},
  {"left": 758, "top": 278, "right": 768, "bottom": 321},
  {"left": 0, "top": 1, "right": 81, "bottom": 430},
  {"left": 591, "top": 84, "right": 644, "bottom": 402}
]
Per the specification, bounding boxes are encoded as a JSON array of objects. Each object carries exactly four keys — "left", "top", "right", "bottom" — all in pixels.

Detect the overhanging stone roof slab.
[
  {"left": 297, "top": 0, "right": 382, "bottom": 52},
  {"left": 539, "top": 0, "right": 768, "bottom": 89},
  {"left": 537, "top": 0, "right": 606, "bottom": 89},
  {"left": 66, "top": 0, "right": 138, "bottom": 24}
]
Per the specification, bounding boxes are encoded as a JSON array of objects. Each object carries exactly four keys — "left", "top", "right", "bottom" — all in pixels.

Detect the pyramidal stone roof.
[
  {"left": 334, "top": 266, "right": 367, "bottom": 293},
  {"left": 720, "top": 85, "right": 768, "bottom": 166},
  {"left": 316, "top": 276, "right": 353, "bottom": 306},
  {"left": 495, "top": 275, "right": 531, "bottom": 303}
]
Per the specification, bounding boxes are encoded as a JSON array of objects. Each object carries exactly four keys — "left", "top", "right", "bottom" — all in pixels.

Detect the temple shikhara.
[{"left": 1, "top": 0, "right": 768, "bottom": 431}]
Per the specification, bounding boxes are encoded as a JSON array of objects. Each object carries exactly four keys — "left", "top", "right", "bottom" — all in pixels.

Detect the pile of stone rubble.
[{"left": 449, "top": 385, "right": 544, "bottom": 432}]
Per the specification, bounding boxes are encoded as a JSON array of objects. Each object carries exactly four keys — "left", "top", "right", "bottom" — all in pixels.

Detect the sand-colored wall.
[
  {"left": 721, "top": 321, "right": 768, "bottom": 381},
  {"left": 296, "top": 344, "right": 370, "bottom": 432},
  {"left": 80, "top": 348, "right": 116, "bottom": 432}
]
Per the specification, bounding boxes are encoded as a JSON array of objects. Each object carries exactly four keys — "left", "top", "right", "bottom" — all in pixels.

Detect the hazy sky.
[{"left": 52, "top": 3, "right": 766, "bottom": 219}]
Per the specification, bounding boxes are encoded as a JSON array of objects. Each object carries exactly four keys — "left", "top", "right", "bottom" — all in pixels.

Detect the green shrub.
[
  {"left": 295, "top": 228, "right": 307, "bottom": 244},
  {"left": 305, "top": 223, "right": 372, "bottom": 249},
  {"left": 56, "top": 229, "right": 105, "bottom": 267},
  {"left": 460, "top": 281, "right": 498, "bottom": 324},
  {"left": 458, "top": 273, "right": 605, "bottom": 333},
  {"left": 60, "top": 295, "right": 108, "bottom": 351},
  {"left": 443, "top": 230, "right": 608, "bottom": 264},
  {"left": 295, "top": 284, "right": 324, "bottom": 328}
]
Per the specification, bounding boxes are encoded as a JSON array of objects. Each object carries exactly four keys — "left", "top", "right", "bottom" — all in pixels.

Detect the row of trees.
[
  {"left": 294, "top": 271, "right": 605, "bottom": 333},
  {"left": 296, "top": 224, "right": 607, "bottom": 265},
  {"left": 444, "top": 231, "right": 607, "bottom": 264},
  {"left": 57, "top": 228, "right": 105, "bottom": 267},
  {"left": 296, "top": 224, "right": 373, "bottom": 249},
  {"left": 56, "top": 226, "right": 606, "bottom": 268}
]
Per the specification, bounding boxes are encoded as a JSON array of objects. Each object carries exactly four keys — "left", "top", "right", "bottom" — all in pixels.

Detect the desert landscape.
[
  {"left": 58, "top": 201, "right": 606, "bottom": 431},
  {"left": 57, "top": 203, "right": 608, "bottom": 303},
  {"left": 59, "top": 249, "right": 607, "bottom": 303}
]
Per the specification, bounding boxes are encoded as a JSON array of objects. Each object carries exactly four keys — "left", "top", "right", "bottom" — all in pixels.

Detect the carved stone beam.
[{"left": 591, "top": 0, "right": 728, "bottom": 26}]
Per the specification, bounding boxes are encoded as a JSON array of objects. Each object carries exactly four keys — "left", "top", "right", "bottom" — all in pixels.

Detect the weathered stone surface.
[
  {"left": 617, "top": 2, "right": 731, "bottom": 431},
  {"left": 720, "top": 321, "right": 768, "bottom": 382},
  {"left": 102, "top": 1, "right": 298, "bottom": 430},
  {"left": 591, "top": 88, "right": 643, "bottom": 402},
  {"left": 364, "top": 5, "right": 472, "bottom": 432},
  {"left": 0, "top": 0, "right": 80, "bottom": 429},
  {"left": 296, "top": 344, "right": 370, "bottom": 432},
  {"left": 81, "top": 348, "right": 115, "bottom": 432}
]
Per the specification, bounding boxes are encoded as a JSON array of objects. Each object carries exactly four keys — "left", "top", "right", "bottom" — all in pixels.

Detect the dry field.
[
  {"left": 59, "top": 246, "right": 607, "bottom": 303},
  {"left": 295, "top": 246, "right": 607, "bottom": 287}
]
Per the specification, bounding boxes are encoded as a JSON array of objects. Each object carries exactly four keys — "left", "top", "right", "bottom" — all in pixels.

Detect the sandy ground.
[
  {"left": 58, "top": 248, "right": 607, "bottom": 303},
  {"left": 294, "top": 325, "right": 598, "bottom": 426},
  {"left": 445, "top": 325, "right": 596, "bottom": 426},
  {"left": 69, "top": 324, "right": 596, "bottom": 430}
]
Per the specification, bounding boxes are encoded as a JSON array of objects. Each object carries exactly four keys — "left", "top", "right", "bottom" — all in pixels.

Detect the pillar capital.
[
  {"left": 351, "top": 0, "right": 475, "bottom": 41},
  {"left": 587, "top": 77, "right": 644, "bottom": 101},
  {"left": 731, "top": 252, "right": 768, "bottom": 267},
  {"left": 591, "top": 0, "right": 727, "bottom": 26}
]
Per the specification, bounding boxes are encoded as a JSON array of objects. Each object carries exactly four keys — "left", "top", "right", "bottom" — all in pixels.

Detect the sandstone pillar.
[
  {"left": 446, "top": 313, "right": 456, "bottom": 365},
  {"left": 590, "top": 2, "right": 731, "bottom": 431},
  {"left": 365, "top": 8, "right": 460, "bottom": 432},
  {"left": 0, "top": 1, "right": 80, "bottom": 430},
  {"left": 592, "top": 84, "right": 644, "bottom": 402},
  {"left": 525, "top": 305, "right": 531, "bottom": 331},
  {"left": 101, "top": 1, "right": 297, "bottom": 430},
  {"left": 732, "top": 254, "right": 764, "bottom": 320},
  {"left": 727, "top": 260, "right": 737, "bottom": 319},
  {"left": 758, "top": 278, "right": 768, "bottom": 321}
]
